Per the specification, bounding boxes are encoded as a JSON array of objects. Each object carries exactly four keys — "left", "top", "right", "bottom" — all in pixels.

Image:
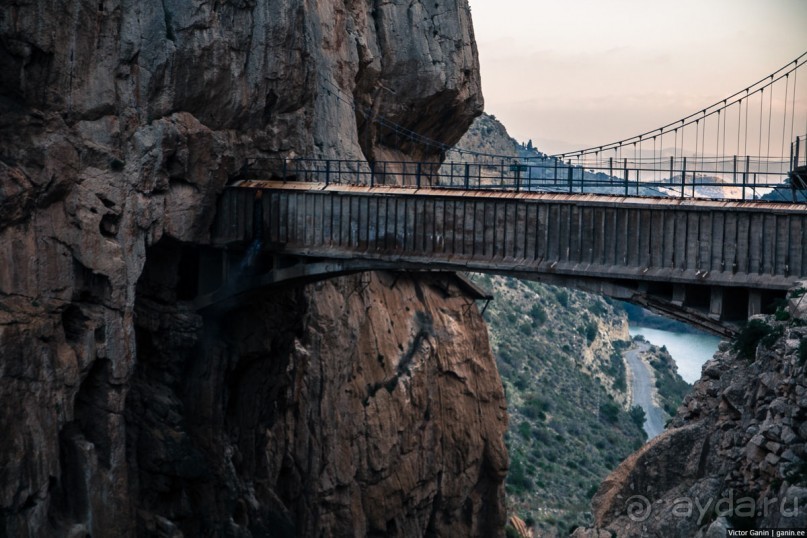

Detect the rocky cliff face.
[
  {"left": 573, "top": 285, "right": 807, "bottom": 537},
  {"left": 130, "top": 268, "right": 507, "bottom": 536},
  {"left": 0, "top": 1, "right": 505, "bottom": 536},
  {"left": 445, "top": 113, "right": 521, "bottom": 160}
]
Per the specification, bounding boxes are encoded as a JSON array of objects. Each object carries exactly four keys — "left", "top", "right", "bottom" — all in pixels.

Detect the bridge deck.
[
  {"left": 217, "top": 181, "right": 806, "bottom": 288},
  {"left": 209, "top": 181, "right": 807, "bottom": 332}
]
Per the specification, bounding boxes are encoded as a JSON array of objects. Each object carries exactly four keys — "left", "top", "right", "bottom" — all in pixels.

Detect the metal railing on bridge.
[
  {"left": 791, "top": 135, "right": 807, "bottom": 191},
  {"left": 234, "top": 152, "right": 806, "bottom": 202}
]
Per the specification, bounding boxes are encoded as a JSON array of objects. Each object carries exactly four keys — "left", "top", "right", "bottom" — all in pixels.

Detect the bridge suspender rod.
[
  {"left": 552, "top": 52, "right": 806, "bottom": 160},
  {"left": 782, "top": 75, "right": 789, "bottom": 164}
]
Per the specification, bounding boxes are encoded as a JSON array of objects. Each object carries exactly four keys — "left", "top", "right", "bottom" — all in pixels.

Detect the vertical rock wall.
[
  {"left": 0, "top": 1, "right": 502, "bottom": 535},
  {"left": 131, "top": 267, "right": 507, "bottom": 536}
]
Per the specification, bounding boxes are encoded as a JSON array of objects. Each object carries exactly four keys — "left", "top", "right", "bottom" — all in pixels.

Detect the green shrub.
[
  {"left": 629, "top": 405, "right": 646, "bottom": 430},
  {"left": 585, "top": 321, "right": 599, "bottom": 344},
  {"left": 760, "top": 325, "right": 784, "bottom": 349},
  {"left": 522, "top": 396, "right": 551, "bottom": 420},
  {"left": 733, "top": 319, "right": 773, "bottom": 361},
  {"left": 599, "top": 401, "right": 620, "bottom": 423},
  {"left": 530, "top": 303, "right": 548, "bottom": 324},
  {"left": 589, "top": 300, "right": 607, "bottom": 316},
  {"left": 605, "top": 351, "right": 627, "bottom": 392},
  {"left": 774, "top": 308, "right": 790, "bottom": 321},
  {"left": 507, "top": 453, "right": 533, "bottom": 492}
]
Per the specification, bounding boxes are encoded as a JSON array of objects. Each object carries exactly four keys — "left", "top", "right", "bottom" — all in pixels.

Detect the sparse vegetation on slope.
[
  {"left": 473, "top": 275, "right": 645, "bottom": 537},
  {"left": 633, "top": 336, "right": 692, "bottom": 417}
]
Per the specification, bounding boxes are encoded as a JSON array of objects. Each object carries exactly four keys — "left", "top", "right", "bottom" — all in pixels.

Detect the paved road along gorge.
[{"left": 625, "top": 342, "right": 667, "bottom": 439}]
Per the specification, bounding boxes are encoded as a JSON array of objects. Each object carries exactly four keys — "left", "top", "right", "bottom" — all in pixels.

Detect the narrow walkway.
[{"left": 625, "top": 342, "right": 666, "bottom": 439}]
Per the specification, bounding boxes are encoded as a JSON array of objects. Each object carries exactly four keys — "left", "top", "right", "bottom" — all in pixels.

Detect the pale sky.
[{"left": 468, "top": 0, "right": 807, "bottom": 155}]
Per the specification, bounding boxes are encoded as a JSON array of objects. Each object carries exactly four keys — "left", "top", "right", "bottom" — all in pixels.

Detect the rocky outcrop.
[
  {"left": 130, "top": 267, "right": 507, "bottom": 536},
  {"left": 573, "top": 288, "right": 807, "bottom": 537},
  {"left": 444, "top": 113, "right": 521, "bottom": 160},
  {"left": 0, "top": 1, "right": 503, "bottom": 536}
]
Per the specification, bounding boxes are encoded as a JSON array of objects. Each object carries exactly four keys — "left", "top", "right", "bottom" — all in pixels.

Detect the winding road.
[{"left": 625, "top": 342, "right": 667, "bottom": 439}]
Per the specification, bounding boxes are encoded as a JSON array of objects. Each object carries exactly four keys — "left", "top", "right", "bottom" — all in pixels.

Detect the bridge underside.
[
  {"left": 202, "top": 183, "right": 807, "bottom": 335},
  {"left": 194, "top": 251, "right": 786, "bottom": 337}
]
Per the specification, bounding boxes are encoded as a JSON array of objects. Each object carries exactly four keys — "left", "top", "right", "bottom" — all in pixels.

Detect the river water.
[{"left": 627, "top": 326, "right": 723, "bottom": 384}]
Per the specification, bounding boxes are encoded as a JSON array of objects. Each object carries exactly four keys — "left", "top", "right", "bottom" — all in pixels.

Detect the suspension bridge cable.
[
  {"left": 765, "top": 75, "right": 776, "bottom": 172},
  {"left": 553, "top": 51, "right": 807, "bottom": 158},
  {"left": 312, "top": 57, "right": 800, "bottom": 199},
  {"left": 758, "top": 87, "right": 764, "bottom": 161},
  {"left": 737, "top": 97, "right": 742, "bottom": 159},
  {"left": 744, "top": 89, "right": 750, "bottom": 158},
  {"left": 790, "top": 69, "right": 797, "bottom": 159}
]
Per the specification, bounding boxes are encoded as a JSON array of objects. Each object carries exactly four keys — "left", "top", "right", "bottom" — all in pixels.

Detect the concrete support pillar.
[
  {"left": 672, "top": 285, "right": 686, "bottom": 306},
  {"left": 709, "top": 287, "right": 724, "bottom": 320},
  {"left": 748, "top": 290, "right": 763, "bottom": 317}
]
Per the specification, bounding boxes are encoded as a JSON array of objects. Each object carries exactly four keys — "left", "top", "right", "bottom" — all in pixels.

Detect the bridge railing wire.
[{"left": 235, "top": 155, "right": 804, "bottom": 202}]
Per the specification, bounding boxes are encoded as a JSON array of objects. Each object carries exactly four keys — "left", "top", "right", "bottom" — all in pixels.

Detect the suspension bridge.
[{"left": 196, "top": 53, "right": 807, "bottom": 334}]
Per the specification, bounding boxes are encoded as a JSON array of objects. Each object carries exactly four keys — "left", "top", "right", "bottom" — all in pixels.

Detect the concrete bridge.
[{"left": 199, "top": 181, "right": 807, "bottom": 335}]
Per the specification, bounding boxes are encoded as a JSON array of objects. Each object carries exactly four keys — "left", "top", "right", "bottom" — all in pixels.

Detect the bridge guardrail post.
[
  {"left": 609, "top": 157, "right": 613, "bottom": 186},
  {"left": 733, "top": 155, "right": 737, "bottom": 185},
  {"left": 325, "top": 160, "right": 331, "bottom": 186},
  {"left": 416, "top": 162, "right": 422, "bottom": 189},
  {"left": 669, "top": 156, "right": 674, "bottom": 189},
  {"left": 623, "top": 158, "right": 628, "bottom": 196},
  {"left": 681, "top": 157, "right": 687, "bottom": 198},
  {"left": 567, "top": 163, "right": 573, "bottom": 193},
  {"left": 743, "top": 155, "right": 749, "bottom": 200},
  {"left": 464, "top": 163, "right": 470, "bottom": 189}
]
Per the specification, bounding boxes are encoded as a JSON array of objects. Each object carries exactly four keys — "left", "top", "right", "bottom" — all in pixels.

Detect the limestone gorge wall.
[
  {"left": 574, "top": 290, "right": 807, "bottom": 537},
  {"left": 0, "top": 1, "right": 507, "bottom": 536}
]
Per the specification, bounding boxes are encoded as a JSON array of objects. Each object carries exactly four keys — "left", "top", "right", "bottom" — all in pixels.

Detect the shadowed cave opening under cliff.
[{"left": 126, "top": 237, "right": 304, "bottom": 536}]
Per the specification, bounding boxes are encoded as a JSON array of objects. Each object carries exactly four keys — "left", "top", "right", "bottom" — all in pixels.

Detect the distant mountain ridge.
[{"left": 450, "top": 114, "right": 799, "bottom": 200}]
